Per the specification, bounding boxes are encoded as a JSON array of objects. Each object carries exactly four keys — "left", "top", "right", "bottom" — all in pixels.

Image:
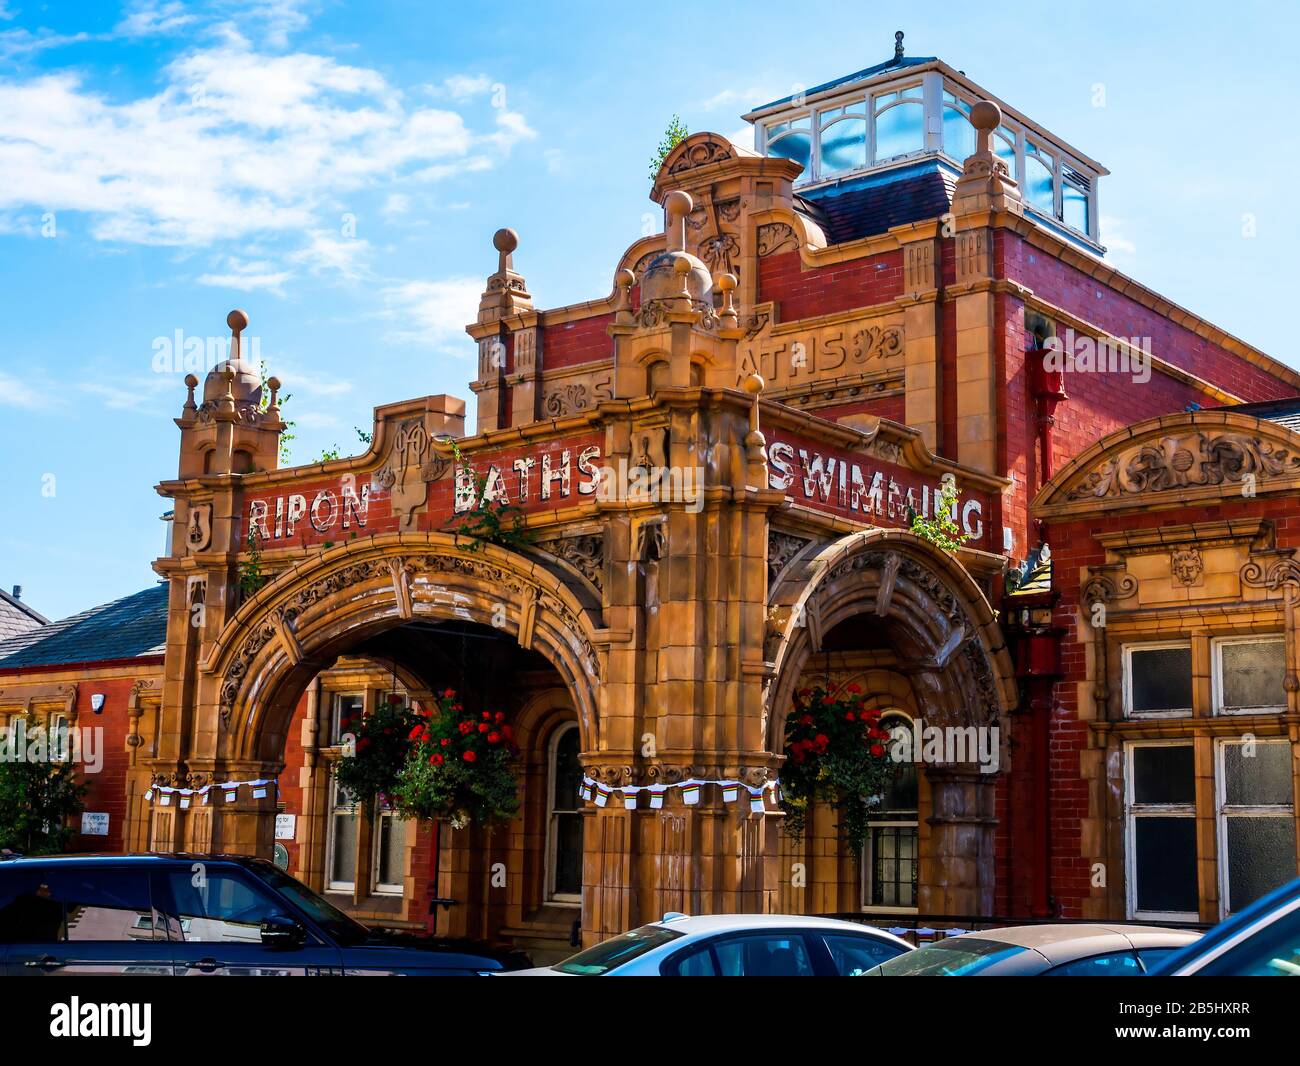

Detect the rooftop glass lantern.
[{"left": 743, "top": 34, "right": 1107, "bottom": 248}]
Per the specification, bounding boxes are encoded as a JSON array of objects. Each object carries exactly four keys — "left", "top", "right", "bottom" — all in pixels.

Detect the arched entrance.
[
  {"left": 765, "top": 529, "right": 1016, "bottom": 916},
  {"left": 142, "top": 532, "right": 605, "bottom": 944}
]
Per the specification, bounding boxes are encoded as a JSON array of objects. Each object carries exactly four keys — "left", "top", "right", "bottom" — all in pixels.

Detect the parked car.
[
  {"left": 1146, "top": 876, "right": 1300, "bottom": 976},
  {"left": 505, "top": 913, "right": 912, "bottom": 975},
  {"left": 0, "top": 853, "right": 530, "bottom": 975},
  {"left": 860, "top": 924, "right": 1199, "bottom": 976}
]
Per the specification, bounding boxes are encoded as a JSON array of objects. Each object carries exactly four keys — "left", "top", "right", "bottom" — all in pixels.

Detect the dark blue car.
[{"left": 1147, "top": 876, "right": 1300, "bottom": 976}]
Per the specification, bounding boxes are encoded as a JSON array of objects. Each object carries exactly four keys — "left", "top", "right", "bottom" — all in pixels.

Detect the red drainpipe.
[{"left": 1029, "top": 343, "right": 1068, "bottom": 487}]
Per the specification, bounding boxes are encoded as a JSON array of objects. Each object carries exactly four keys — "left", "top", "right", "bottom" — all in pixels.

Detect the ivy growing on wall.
[
  {"left": 908, "top": 475, "right": 969, "bottom": 554},
  {"left": 445, "top": 440, "right": 533, "bottom": 554}
]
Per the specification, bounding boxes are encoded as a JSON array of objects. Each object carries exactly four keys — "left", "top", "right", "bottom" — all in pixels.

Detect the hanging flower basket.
[
  {"left": 333, "top": 698, "right": 421, "bottom": 813},
  {"left": 392, "top": 689, "right": 521, "bottom": 829},
  {"left": 780, "top": 684, "right": 896, "bottom": 853}
]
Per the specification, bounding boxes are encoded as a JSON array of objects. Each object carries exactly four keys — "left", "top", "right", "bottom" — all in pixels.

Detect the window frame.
[
  {"left": 1212, "top": 635, "right": 1287, "bottom": 716},
  {"left": 324, "top": 767, "right": 358, "bottom": 893},
  {"left": 370, "top": 801, "right": 408, "bottom": 897},
  {"left": 545, "top": 721, "right": 583, "bottom": 906},
  {"left": 1122, "top": 641, "right": 1194, "bottom": 719},
  {"left": 1214, "top": 737, "right": 1296, "bottom": 919},
  {"left": 861, "top": 709, "right": 920, "bottom": 914},
  {"left": 1124, "top": 740, "right": 1199, "bottom": 922}
]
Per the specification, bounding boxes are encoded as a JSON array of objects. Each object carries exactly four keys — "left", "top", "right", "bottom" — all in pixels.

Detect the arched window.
[
  {"left": 1024, "top": 140, "right": 1056, "bottom": 216},
  {"left": 547, "top": 722, "right": 584, "bottom": 903},
  {"left": 863, "top": 710, "right": 919, "bottom": 911},
  {"left": 941, "top": 91, "right": 975, "bottom": 161},
  {"left": 872, "top": 85, "right": 924, "bottom": 162},
  {"left": 818, "top": 100, "right": 868, "bottom": 177},
  {"left": 765, "top": 116, "right": 812, "bottom": 178}
]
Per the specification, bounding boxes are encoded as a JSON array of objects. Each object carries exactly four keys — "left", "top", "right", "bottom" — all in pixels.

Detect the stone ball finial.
[
  {"left": 743, "top": 373, "right": 765, "bottom": 397},
  {"left": 615, "top": 267, "right": 635, "bottom": 289},
  {"left": 267, "top": 376, "right": 281, "bottom": 391},
  {"left": 493, "top": 228, "right": 519, "bottom": 254},
  {"left": 970, "top": 99, "right": 1001, "bottom": 133},
  {"left": 664, "top": 189, "right": 693, "bottom": 222},
  {"left": 672, "top": 256, "right": 693, "bottom": 278},
  {"left": 227, "top": 309, "right": 249, "bottom": 333},
  {"left": 716, "top": 272, "right": 737, "bottom": 294},
  {"left": 184, "top": 373, "right": 198, "bottom": 389}
]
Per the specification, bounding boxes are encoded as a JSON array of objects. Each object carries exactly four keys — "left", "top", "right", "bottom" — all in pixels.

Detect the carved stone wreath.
[
  {"left": 757, "top": 222, "right": 797, "bottom": 257},
  {"left": 665, "top": 138, "right": 733, "bottom": 177},
  {"left": 536, "top": 533, "right": 605, "bottom": 591}
]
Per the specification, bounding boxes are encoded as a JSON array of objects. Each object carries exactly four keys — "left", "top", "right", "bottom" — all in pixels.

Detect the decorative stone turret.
[
  {"left": 951, "top": 99, "right": 1023, "bottom": 217},
  {"left": 469, "top": 228, "right": 541, "bottom": 433}
]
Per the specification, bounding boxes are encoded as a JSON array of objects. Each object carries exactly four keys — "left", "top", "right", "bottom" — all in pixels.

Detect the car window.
[
  {"left": 665, "top": 945, "right": 718, "bottom": 976},
  {"left": 1197, "top": 906, "right": 1300, "bottom": 976},
  {"left": 711, "top": 933, "right": 816, "bottom": 976},
  {"left": 1135, "top": 947, "right": 1179, "bottom": 972},
  {"left": 0, "top": 866, "right": 157, "bottom": 944},
  {"left": 1044, "top": 950, "right": 1141, "bottom": 976},
  {"left": 165, "top": 869, "right": 283, "bottom": 944},
  {"left": 822, "top": 933, "right": 908, "bottom": 975},
  {"left": 876, "top": 937, "right": 1029, "bottom": 976},
  {"left": 244, "top": 861, "right": 368, "bottom": 946},
  {"left": 552, "top": 924, "right": 684, "bottom": 975}
]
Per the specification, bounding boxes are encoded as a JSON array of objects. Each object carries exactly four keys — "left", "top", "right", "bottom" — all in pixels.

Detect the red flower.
[
  {"left": 844, "top": 712, "right": 856, "bottom": 722},
  {"left": 799, "top": 714, "right": 813, "bottom": 726},
  {"left": 494, "top": 712, "right": 505, "bottom": 723},
  {"left": 814, "top": 734, "right": 829, "bottom": 750},
  {"left": 820, "top": 695, "right": 835, "bottom": 705},
  {"left": 443, "top": 688, "right": 455, "bottom": 698},
  {"left": 478, "top": 723, "right": 489, "bottom": 733},
  {"left": 451, "top": 703, "right": 463, "bottom": 712},
  {"left": 487, "top": 732, "right": 500, "bottom": 744},
  {"left": 440, "top": 738, "right": 450, "bottom": 747},
  {"left": 482, "top": 712, "right": 491, "bottom": 721},
  {"left": 847, "top": 683, "right": 861, "bottom": 694},
  {"left": 408, "top": 725, "right": 424, "bottom": 740},
  {"left": 458, "top": 722, "right": 472, "bottom": 735},
  {"left": 870, "top": 743, "right": 885, "bottom": 758},
  {"left": 463, "top": 750, "right": 477, "bottom": 763},
  {"left": 429, "top": 753, "right": 444, "bottom": 766},
  {"left": 502, "top": 725, "right": 514, "bottom": 740}
]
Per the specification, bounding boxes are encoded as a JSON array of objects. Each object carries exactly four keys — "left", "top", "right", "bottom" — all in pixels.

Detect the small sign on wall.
[
  {"left": 81, "top": 812, "right": 109, "bottom": 836},
  {"left": 275, "top": 813, "right": 296, "bottom": 841}
]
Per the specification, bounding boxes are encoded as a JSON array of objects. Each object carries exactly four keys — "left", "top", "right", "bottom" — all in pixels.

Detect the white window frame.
[
  {"left": 50, "top": 711, "right": 71, "bottom": 762},
  {"left": 861, "top": 710, "right": 920, "bottom": 914},
  {"left": 546, "top": 722, "right": 583, "bottom": 906},
  {"left": 325, "top": 768, "right": 357, "bottom": 893},
  {"left": 371, "top": 801, "right": 407, "bottom": 896},
  {"left": 1124, "top": 740, "right": 1199, "bottom": 922},
  {"left": 1212, "top": 635, "right": 1287, "bottom": 716},
  {"left": 1214, "top": 737, "right": 1296, "bottom": 919},
  {"left": 1122, "top": 641, "right": 1194, "bottom": 718},
  {"left": 330, "top": 691, "right": 364, "bottom": 746}
]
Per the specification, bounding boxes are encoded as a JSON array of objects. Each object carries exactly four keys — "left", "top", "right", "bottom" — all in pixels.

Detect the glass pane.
[
  {"left": 768, "top": 131, "right": 811, "bottom": 174},
  {"left": 1129, "top": 646, "right": 1192, "bottom": 714},
  {"left": 1221, "top": 640, "right": 1286, "bottom": 711},
  {"left": 1062, "top": 181, "right": 1089, "bottom": 233},
  {"left": 1045, "top": 951, "right": 1142, "bottom": 976},
  {"left": 37, "top": 869, "right": 155, "bottom": 944},
  {"left": 1224, "top": 742, "right": 1293, "bottom": 806},
  {"left": 874, "top": 101, "right": 924, "bottom": 161},
  {"left": 871, "top": 826, "right": 918, "bottom": 907},
  {"left": 553, "top": 924, "right": 683, "bottom": 975},
  {"left": 1025, "top": 146, "right": 1054, "bottom": 213},
  {"left": 167, "top": 871, "right": 279, "bottom": 943},
  {"left": 378, "top": 815, "right": 407, "bottom": 887},
  {"left": 820, "top": 117, "right": 867, "bottom": 175},
  {"left": 1201, "top": 907, "right": 1300, "bottom": 976},
  {"left": 674, "top": 946, "right": 717, "bottom": 976},
  {"left": 552, "top": 726, "right": 583, "bottom": 811},
  {"left": 822, "top": 934, "right": 907, "bottom": 975},
  {"left": 713, "top": 934, "right": 815, "bottom": 976},
  {"left": 333, "top": 693, "right": 363, "bottom": 743},
  {"left": 1226, "top": 817, "right": 1297, "bottom": 913},
  {"left": 553, "top": 812, "right": 584, "bottom": 896},
  {"left": 1134, "top": 817, "right": 1198, "bottom": 914},
  {"left": 1132, "top": 744, "right": 1195, "bottom": 805},
  {"left": 331, "top": 813, "right": 357, "bottom": 885},
  {"left": 942, "top": 105, "right": 974, "bottom": 160}
]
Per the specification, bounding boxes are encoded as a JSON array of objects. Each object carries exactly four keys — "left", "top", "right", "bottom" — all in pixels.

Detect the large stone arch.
[
  {"left": 203, "top": 532, "right": 605, "bottom": 765},
  {"left": 765, "top": 528, "right": 1016, "bottom": 750}
]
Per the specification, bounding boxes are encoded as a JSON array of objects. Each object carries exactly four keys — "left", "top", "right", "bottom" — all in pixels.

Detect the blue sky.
[{"left": 2, "top": 0, "right": 1298, "bottom": 621}]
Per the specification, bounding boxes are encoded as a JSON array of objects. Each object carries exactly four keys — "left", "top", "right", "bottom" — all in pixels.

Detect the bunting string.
[
  {"left": 144, "top": 778, "right": 278, "bottom": 809},
  {"left": 580, "top": 775, "right": 780, "bottom": 813}
]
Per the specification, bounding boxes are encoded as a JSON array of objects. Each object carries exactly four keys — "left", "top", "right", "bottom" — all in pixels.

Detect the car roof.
[
  {"left": 649, "top": 913, "right": 905, "bottom": 938},
  {"left": 942, "top": 924, "right": 1199, "bottom": 964},
  {"left": 0, "top": 852, "right": 270, "bottom": 867}
]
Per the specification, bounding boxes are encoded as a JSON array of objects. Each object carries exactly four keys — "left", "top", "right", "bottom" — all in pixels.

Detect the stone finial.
[
  {"left": 266, "top": 375, "right": 282, "bottom": 419},
  {"left": 894, "top": 30, "right": 904, "bottom": 61},
  {"left": 743, "top": 373, "right": 768, "bottom": 480},
  {"left": 612, "top": 268, "right": 636, "bottom": 326},
  {"left": 476, "top": 226, "right": 533, "bottom": 324},
  {"left": 183, "top": 373, "right": 198, "bottom": 413},
  {"left": 227, "top": 309, "right": 249, "bottom": 363},
  {"left": 715, "top": 272, "right": 739, "bottom": 330},
  {"left": 664, "top": 190, "right": 692, "bottom": 254},
  {"left": 950, "top": 98, "right": 1022, "bottom": 217}
]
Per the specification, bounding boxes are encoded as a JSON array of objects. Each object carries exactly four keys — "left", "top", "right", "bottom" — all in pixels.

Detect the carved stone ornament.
[
  {"left": 665, "top": 138, "right": 733, "bottom": 177},
  {"left": 1170, "top": 547, "right": 1204, "bottom": 587},
  {"left": 186, "top": 503, "right": 212, "bottom": 552},
  {"left": 767, "top": 530, "right": 812, "bottom": 587},
  {"left": 757, "top": 222, "right": 798, "bottom": 257},
  {"left": 537, "top": 533, "right": 605, "bottom": 591},
  {"left": 1067, "top": 433, "right": 1300, "bottom": 501}
]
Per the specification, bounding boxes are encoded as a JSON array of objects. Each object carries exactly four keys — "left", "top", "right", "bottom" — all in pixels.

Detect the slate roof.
[
  {"left": 751, "top": 55, "right": 937, "bottom": 113},
  {"left": 798, "top": 164, "right": 956, "bottom": 243},
  {"left": 1225, "top": 396, "right": 1300, "bottom": 436},
  {"left": 0, "top": 587, "right": 48, "bottom": 642},
  {"left": 0, "top": 585, "right": 169, "bottom": 671}
]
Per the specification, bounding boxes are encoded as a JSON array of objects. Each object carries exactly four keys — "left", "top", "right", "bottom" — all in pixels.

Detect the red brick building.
[{"left": 5, "top": 41, "right": 1298, "bottom": 952}]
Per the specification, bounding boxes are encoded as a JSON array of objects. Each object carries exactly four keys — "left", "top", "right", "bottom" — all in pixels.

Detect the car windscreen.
[
  {"left": 244, "top": 861, "right": 371, "bottom": 946},
  {"left": 552, "top": 924, "right": 685, "bottom": 975},
  {"left": 875, "top": 937, "right": 1030, "bottom": 976}
]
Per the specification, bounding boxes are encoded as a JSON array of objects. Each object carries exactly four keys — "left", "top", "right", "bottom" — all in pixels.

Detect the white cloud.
[
  {"left": 1100, "top": 215, "right": 1137, "bottom": 259},
  {"left": 197, "top": 256, "right": 294, "bottom": 293},
  {"left": 289, "top": 229, "right": 370, "bottom": 281},
  {"left": 0, "top": 39, "right": 530, "bottom": 249},
  {"left": 0, "top": 3, "right": 17, "bottom": 20},
  {"left": 698, "top": 85, "right": 783, "bottom": 112},
  {"left": 380, "top": 277, "right": 482, "bottom": 346},
  {"left": 117, "top": 1, "right": 198, "bottom": 37},
  {"left": 439, "top": 74, "right": 493, "bottom": 100},
  {"left": 0, "top": 369, "right": 47, "bottom": 409},
  {"left": 0, "top": 28, "right": 95, "bottom": 62},
  {"left": 726, "top": 125, "right": 755, "bottom": 152}
]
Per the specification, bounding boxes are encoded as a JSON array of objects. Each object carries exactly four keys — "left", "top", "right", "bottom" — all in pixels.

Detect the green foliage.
[
  {"left": 237, "top": 525, "right": 266, "bottom": 599},
  {"left": 317, "top": 445, "right": 343, "bottom": 463},
  {"left": 355, "top": 426, "right": 373, "bottom": 446},
  {"left": 394, "top": 690, "right": 519, "bottom": 829},
  {"left": 0, "top": 718, "right": 88, "bottom": 855},
  {"left": 781, "top": 685, "right": 895, "bottom": 854},
  {"left": 258, "top": 360, "right": 295, "bottom": 465},
  {"left": 334, "top": 699, "right": 421, "bottom": 814},
  {"left": 909, "top": 476, "right": 969, "bottom": 554},
  {"left": 649, "top": 115, "right": 689, "bottom": 184},
  {"left": 445, "top": 439, "right": 533, "bottom": 554}
]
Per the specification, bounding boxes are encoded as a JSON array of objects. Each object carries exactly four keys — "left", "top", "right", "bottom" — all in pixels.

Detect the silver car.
[
  {"left": 863, "top": 923, "right": 1200, "bottom": 976},
  {"left": 507, "top": 913, "right": 913, "bottom": 976}
]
